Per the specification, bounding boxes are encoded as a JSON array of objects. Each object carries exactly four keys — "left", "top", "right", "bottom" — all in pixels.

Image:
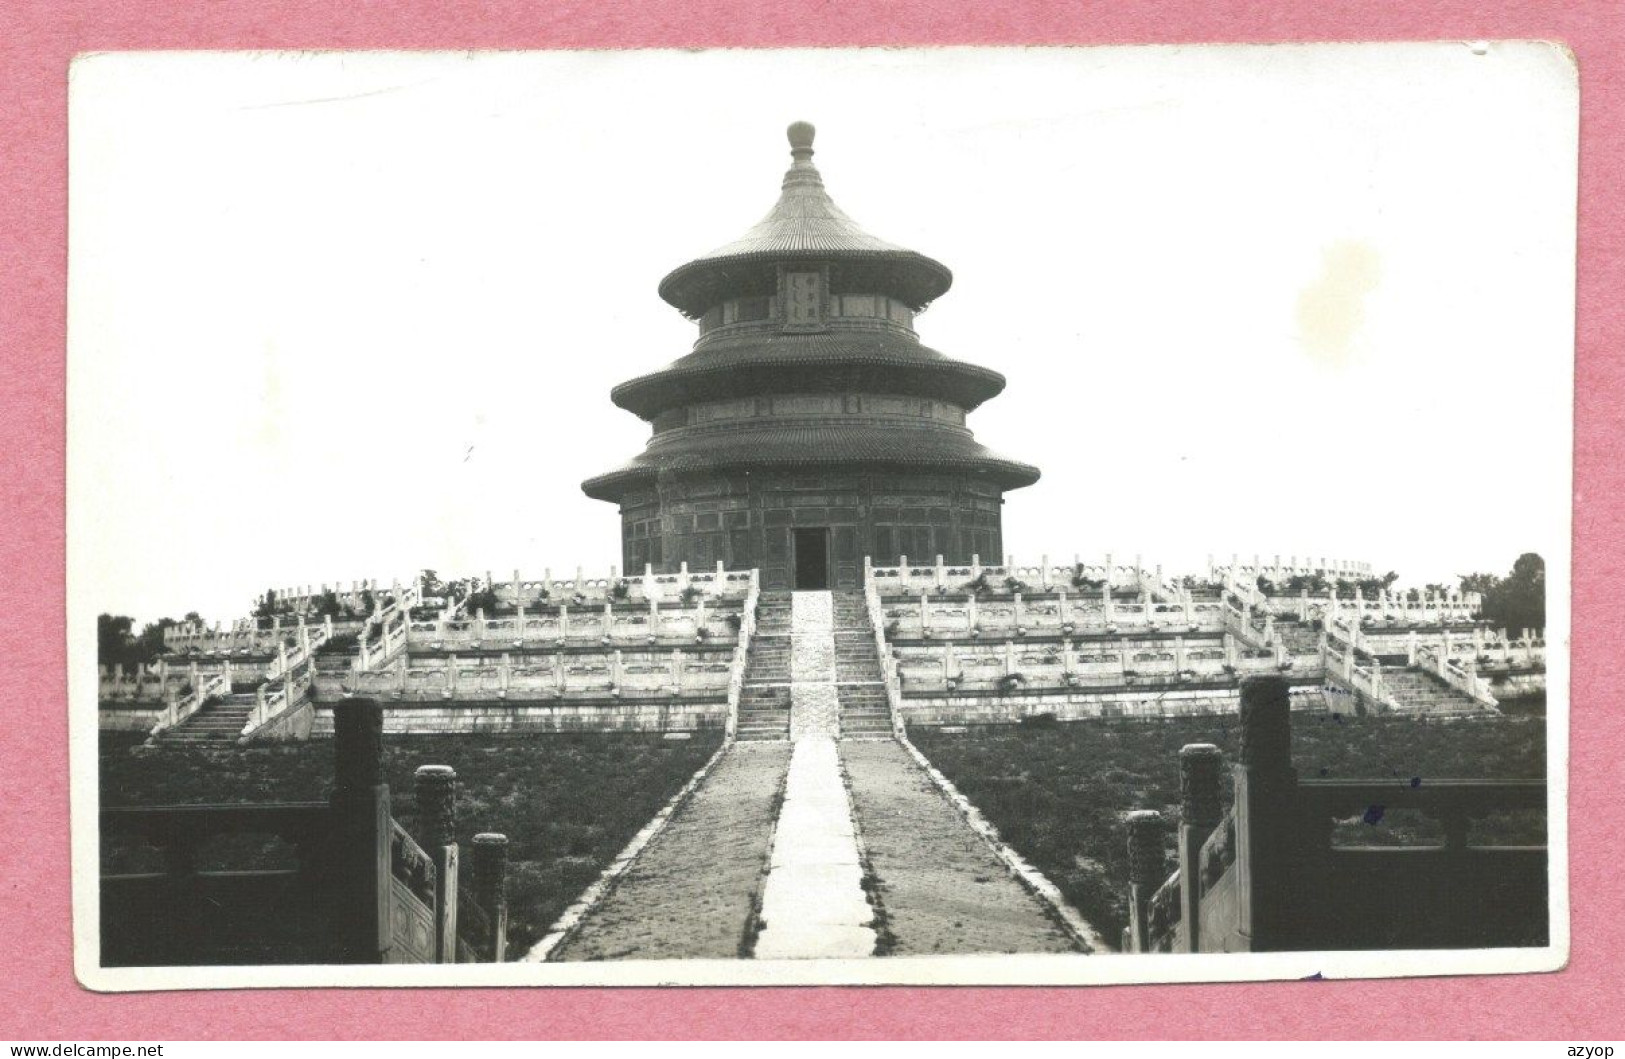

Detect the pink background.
[{"left": 4, "top": 0, "right": 1620, "bottom": 1040}]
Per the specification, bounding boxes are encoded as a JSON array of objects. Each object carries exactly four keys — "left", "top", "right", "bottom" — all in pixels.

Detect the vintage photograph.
[{"left": 69, "top": 43, "right": 1575, "bottom": 988}]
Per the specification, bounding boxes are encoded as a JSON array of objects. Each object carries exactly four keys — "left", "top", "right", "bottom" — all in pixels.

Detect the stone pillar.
[
  {"left": 470, "top": 833, "right": 509, "bottom": 962},
  {"left": 670, "top": 649, "right": 683, "bottom": 694},
  {"left": 967, "top": 592, "right": 978, "bottom": 636},
  {"left": 1125, "top": 809, "right": 1166, "bottom": 953},
  {"left": 1178, "top": 743, "right": 1224, "bottom": 952},
  {"left": 1233, "top": 676, "right": 1302, "bottom": 952},
  {"left": 934, "top": 554, "right": 946, "bottom": 589},
  {"left": 1040, "top": 554, "right": 1051, "bottom": 591},
  {"left": 330, "top": 698, "right": 389, "bottom": 963},
  {"left": 414, "top": 764, "right": 459, "bottom": 962}
]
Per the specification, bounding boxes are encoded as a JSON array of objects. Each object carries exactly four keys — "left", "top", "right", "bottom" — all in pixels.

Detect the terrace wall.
[
  {"left": 900, "top": 682, "right": 1327, "bottom": 727},
  {"left": 309, "top": 699, "right": 727, "bottom": 735}
]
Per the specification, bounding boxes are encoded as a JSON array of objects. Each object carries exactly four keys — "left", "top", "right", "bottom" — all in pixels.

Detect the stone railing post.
[
  {"left": 1125, "top": 809, "right": 1166, "bottom": 953},
  {"left": 415, "top": 764, "right": 459, "bottom": 963},
  {"left": 1178, "top": 744, "right": 1223, "bottom": 952},
  {"left": 330, "top": 698, "right": 389, "bottom": 963},
  {"left": 1233, "top": 676, "right": 1301, "bottom": 952},
  {"left": 470, "top": 833, "right": 509, "bottom": 962}
]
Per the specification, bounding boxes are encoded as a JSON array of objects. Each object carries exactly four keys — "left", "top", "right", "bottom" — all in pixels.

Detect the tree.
[
  {"left": 133, "top": 617, "right": 178, "bottom": 662},
  {"left": 98, "top": 614, "right": 136, "bottom": 668},
  {"left": 311, "top": 588, "right": 345, "bottom": 620},
  {"left": 1461, "top": 553, "right": 1545, "bottom": 635},
  {"left": 1284, "top": 573, "right": 1330, "bottom": 595},
  {"left": 98, "top": 613, "right": 177, "bottom": 669}
]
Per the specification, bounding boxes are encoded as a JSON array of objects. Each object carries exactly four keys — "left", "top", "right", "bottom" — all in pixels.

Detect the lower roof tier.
[
  {"left": 609, "top": 330, "right": 1006, "bottom": 420},
  {"left": 581, "top": 422, "right": 1041, "bottom": 502}
]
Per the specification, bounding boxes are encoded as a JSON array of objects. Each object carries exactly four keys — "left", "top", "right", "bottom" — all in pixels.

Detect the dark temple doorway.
[{"left": 792, "top": 528, "right": 831, "bottom": 590}]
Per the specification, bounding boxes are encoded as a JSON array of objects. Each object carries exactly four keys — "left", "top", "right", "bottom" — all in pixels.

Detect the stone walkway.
[
  {"left": 788, "top": 591, "right": 840, "bottom": 738},
  {"left": 843, "top": 739, "right": 1083, "bottom": 955},
  {"left": 553, "top": 742, "right": 790, "bottom": 961},
  {"left": 754, "top": 735, "right": 876, "bottom": 959},
  {"left": 550, "top": 589, "right": 1091, "bottom": 962}
]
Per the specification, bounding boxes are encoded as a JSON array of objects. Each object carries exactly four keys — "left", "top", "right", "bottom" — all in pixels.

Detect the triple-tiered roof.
[{"left": 583, "top": 123, "right": 1039, "bottom": 503}]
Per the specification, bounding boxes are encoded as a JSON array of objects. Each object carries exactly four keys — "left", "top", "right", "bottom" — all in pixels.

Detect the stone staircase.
[
  {"left": 832, "top": 591, "right": 895, "bottom": 739},
  {"left": 737, "top": 592, "right": 792, "bottom": 741},
  {"left": 155, "top": 693, "right": 255, "bottom": 746},
  {"left": 1380, "top": 667, "right": 1483, "bottom": 715}
]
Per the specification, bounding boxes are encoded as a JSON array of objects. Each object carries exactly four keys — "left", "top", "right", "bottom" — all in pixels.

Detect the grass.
[
  {"left": 909, "top": 713, "right": 1546, "bottom": 949},
  {"left": 100, "top": 728, "right": 722, "bottom": 957}
]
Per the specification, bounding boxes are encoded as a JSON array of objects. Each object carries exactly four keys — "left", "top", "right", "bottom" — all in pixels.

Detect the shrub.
[
  {"left": 1018, "top": 712, "right": 1059, "bottom": 730},
  {"left": 316, "top": 632, "right": 360, "bottom": 656}
]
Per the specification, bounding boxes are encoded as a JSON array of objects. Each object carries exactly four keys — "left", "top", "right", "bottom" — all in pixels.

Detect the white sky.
[{"left": 67, "top": 44, "right": 1577, "bottom": 626}]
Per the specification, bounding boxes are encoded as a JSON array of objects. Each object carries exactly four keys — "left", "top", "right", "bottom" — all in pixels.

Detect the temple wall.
[{"left": 618, "top": 469, "right": 1005, "bottom": 591}]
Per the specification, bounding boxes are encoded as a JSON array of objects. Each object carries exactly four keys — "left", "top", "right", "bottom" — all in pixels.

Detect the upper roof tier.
[{"left": 657, "top": 122, "right": 954, "bottom": 318}]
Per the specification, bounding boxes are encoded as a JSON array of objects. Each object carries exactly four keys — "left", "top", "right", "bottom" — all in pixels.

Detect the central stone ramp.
[
  {"left": 553, "top": 742, "right": 791, "bottom": 961},
  {"left": 754, "top": 735, "right": 877, "bottom": 959},
  {"left": 788, "top": 591, "right": 841, "bottom": 738},
  {"left": 842, "top": 739, "right": 1084, "bottom": 955}
]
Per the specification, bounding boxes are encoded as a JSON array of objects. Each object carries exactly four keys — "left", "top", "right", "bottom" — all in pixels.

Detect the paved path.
[
  {"left": 843, "top": 739, "right": 1083, "bottom": 956},
  {"left": 754, "top": 735, "right": 876, "bottom": 959},
  {"left": 553, "top": 589, "right": 1088, "bottom": 961},
  {"left": 553, "top": 743, "right": 790, "bottom": 961},
  {"left": 788, "top": 591, "right": 840, "bottom": 738}
]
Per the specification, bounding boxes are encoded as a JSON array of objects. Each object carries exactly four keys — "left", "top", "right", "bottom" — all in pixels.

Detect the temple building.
[{"left": 582, "top": 122, "right": 1040, "bottom": 591}]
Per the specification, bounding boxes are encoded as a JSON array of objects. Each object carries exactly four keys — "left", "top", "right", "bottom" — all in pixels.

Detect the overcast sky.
[{"left": 68, "top": 44, "right": 1577, "bottom": 626}]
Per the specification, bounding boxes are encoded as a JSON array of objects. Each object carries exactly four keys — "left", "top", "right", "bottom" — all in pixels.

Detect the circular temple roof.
[
  {"left": 581, "top": 422, "right": 1041, "bottom": 502},
  {"left": 610, "top": 330, "right": 1006, "bottom": 420},
  {"left": 657, "top": 124, "right": 954, "bottom": 318}
]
